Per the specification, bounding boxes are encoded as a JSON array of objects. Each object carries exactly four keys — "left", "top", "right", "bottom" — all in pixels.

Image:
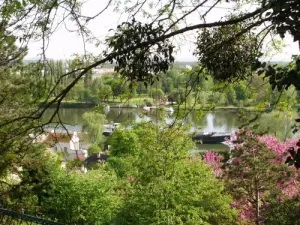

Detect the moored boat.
[{"left": 192, "top": 132, "right": 231, "bottom": 144}]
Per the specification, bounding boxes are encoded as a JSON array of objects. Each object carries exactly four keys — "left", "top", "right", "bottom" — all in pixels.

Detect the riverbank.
[
  {"left": 43, "top": 100, "right": 299, "bottom": 113},
  {"left": 43, "top": 101, "right": 263, "bottom": 112}
]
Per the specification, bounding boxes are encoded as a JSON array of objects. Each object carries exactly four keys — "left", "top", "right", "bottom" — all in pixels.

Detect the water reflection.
[
  {"left": 202, "top": 113, "right": 232, "bottom": 132},
  {"left": 43, "top": 108, "right": 240, "bottom": 132},
  {"left": 42, "top": 107, "right": 298, "bottom": 141}
]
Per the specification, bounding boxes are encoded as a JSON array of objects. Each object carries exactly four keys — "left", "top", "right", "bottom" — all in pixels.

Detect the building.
[{"left": 44, "top": 131, "right": 89, "bottom": 162}]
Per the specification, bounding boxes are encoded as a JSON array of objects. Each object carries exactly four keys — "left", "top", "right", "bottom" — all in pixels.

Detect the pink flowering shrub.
[
  {"left": 277, "top": 178, "right": 300, "bottom": 198},
  {"left": 202, "top": 152, "right": 222, "bottom": 177},
  {"left": 203, "top": 130, "right": 299, "bottom": 223},
  {"left": 258, "top": 135, "right": 299, "bottom": 198},
  {"left": 258, "top": 135, "right": 298, "bottom": 159}
]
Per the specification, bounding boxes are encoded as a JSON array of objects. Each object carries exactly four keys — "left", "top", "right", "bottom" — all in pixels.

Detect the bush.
[
  {"left": 264, "top": 196, "right": 300, "bottom": 225},
  {"left": 88, "top": 143, "right": 101, "bottom": 155},
  {"left": 144, "top": 99, "right": 152, "bottom": 106},
  {"left": 42, "top": 170, "right": 120, "bottom": 225},
  {"left": 109, "top": 123, "right": 238, "bottom": 224}
]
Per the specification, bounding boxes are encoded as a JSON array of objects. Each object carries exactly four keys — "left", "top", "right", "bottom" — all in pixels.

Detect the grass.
[
  {"left": 171, "top": 103, "right": 263, "bottom": 112},
  {"left": 108, "top": 96, "right": 153, "bottom": 105},
  {"left": 130, "top": 97, "right": 153, "bottom": 105}
]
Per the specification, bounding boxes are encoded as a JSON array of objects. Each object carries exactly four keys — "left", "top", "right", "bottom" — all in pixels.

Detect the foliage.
[
  {"left": 108, "top": 129, "right": 140, "bottom": 177},
  {"left": 269, "top": 0, "right": 300, "bottom": 41},
  {"left": 202, "top": 151, "right": 223, "bottom": 177},
  {"left": 87, "top": 143, "right": 101, "bottom": 155},
  {"left": 226, "top": 85, "right": 237, "bottom": 105},
  {"left": 66, "top": 158, "right": 83, "bottom": 170},
  {"left": 109, "top": 122, "right": 238, "bottom": 225},
  {"left": 149, "top": 88, "right": 164, "bottom": 100},
  {"left": 254, "top": 57, "right": 300, "bottom": 91},
  {"left": 195, "top": 23, "right": 260, "bottom": 82},
  {"left": 98, "top": 84, "right": 112, "bottom": 102},
  {"left": 0, "top": 64, "right": 44, "bottom": 182},
  {"left": 0, "top": 148, "right": 62, "bottom": 212},
  {"left": 264, "top": 196, "right": 300, "bottom": 225},
  {"left": 104, "top": 77, "right": 126, "bottom": 100},
  {"left": 0, "top": 23, "right": 26, "bottom": 67},
  {"left": 105, "top": 19, "right": 174, "bottom": 85},
  {"left": 1, "top": 1, "right": 300, "bottom": 224},
  {"left": 223, "top": 131, "right": 299, "bottom": 224},
  {"left": 286, "top": 147, "right": 300, "bottom": 169},
  {"left": 255, "top": 111, "right": 297, "bottom": 140},
  {"left": 234, "top": 83, "right": 249, "bottom": 101},
  {"left": 41, "top": 169, "right": 120, "bottom": 225},
  {"left": 82, "top": 111, "right": 106, "bottom": 144}
]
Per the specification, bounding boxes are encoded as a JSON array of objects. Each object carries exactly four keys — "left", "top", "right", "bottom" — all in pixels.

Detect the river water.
[
  {"left": 44, "top": 108, "right": 240, "bottom": 131},
  {"left": 43, "top": 107, "right": 298, "bottom": 151}
]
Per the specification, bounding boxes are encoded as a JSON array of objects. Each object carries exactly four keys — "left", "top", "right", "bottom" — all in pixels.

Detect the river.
[
  {"left": 43, "top": 108, "right": 240, "bottom": 131},
  {"left": 43, "top": 107, "right": 298, "bottom": 151}
]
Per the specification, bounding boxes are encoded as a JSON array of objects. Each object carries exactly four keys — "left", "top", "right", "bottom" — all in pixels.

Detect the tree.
[
  {"left": 161, "top": 77, "right": 173, "bottom": 93},
  {"left": 264, "top": 196, "right": 300, "bottom": 225},
  {"left": 195, "top": 22, "right": 260, "bottom": 82},
  {"left": 0, "top": 56, "right": 44, "bottom": 181},
  {"left": 198, "top": 91, "right": 208, "bottom": 106},
  {"left": 255, "top": 111, "right": 297, "bottom": 140},
  {"left": 109, "top": 122, "right": 238, "bottom": 225},
  {"left": 226, "top": 86, "right": 237, "bottom": 105},
  {"left": 41, "top": 169, "right": 120, "bottom": 225},
  {"left": 105, "top": 78, "right": 126, "bottom": 100},
  {"left": 1, "top": 0, "right": 300, "bottom": 139},
  {"left": 98, "top": 84, "right": 112, "bottom": 103},
  {"left": 82, "top": 111, "right": 106, "bottom": 144},
  {"left": 66, "top": 80, "right": 85, "bottom": 101},
  {"left": 149, "top": 88, "right": 164, "bottom": 101},
  {"left": 248, "top": 74, "right": 271, "bottom": 104},
  {"left": 234, "top": 83, "right": 249, "bottom": 101},
  {"left": 224, "top": 131, "right": 297, "bottom": 225},
  {"left": 1, "top": 0, "right": 300, "bottom": 219},
  {"left": 0, "top": 146, "right": 62, "bottom": 212}
]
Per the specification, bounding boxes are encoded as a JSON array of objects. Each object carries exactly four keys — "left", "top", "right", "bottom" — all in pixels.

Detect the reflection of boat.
[
  {"left": 103, "top": 123, "right": 120, "bottom": 136},
  {"left": 192, "top": 132, "right": 231, "bottom": 144}
]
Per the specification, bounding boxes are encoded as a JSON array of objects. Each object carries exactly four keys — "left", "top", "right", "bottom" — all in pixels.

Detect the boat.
[
  {"left": 103, "top": 123, "right": 120, "bottom": 136},
  {"left": 192, "top": 132, "right": 231, "bottom": 144}
]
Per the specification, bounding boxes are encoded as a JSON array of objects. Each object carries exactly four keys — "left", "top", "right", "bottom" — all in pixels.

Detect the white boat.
[
  {"left": 103, "top": 123, "right": 120, "bottom": 130},
  {"left": 103, "top": 123, "right": 121, "bottom": 136}
]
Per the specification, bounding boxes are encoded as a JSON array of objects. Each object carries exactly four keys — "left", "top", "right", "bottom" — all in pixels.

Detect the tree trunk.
[{"left": 255, "top": 180, "right": 260, "bottom": 225}]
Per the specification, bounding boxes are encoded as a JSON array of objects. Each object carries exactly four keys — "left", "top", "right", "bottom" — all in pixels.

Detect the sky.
[{"left": 25, "top": 0, "right": 299, "bottom": 62}]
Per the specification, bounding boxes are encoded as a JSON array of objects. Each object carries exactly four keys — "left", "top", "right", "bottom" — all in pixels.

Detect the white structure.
[
  {"left": 46, "top": 132, "right": 90, "bottom": 162},
  {"left": 70, "top": 132, "right": 80, "bottom": 151}
]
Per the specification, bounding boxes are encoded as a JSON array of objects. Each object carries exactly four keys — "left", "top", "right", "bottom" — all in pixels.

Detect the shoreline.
[{"left": 41, "top": 101, "right": 265, "bottom": 112}]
